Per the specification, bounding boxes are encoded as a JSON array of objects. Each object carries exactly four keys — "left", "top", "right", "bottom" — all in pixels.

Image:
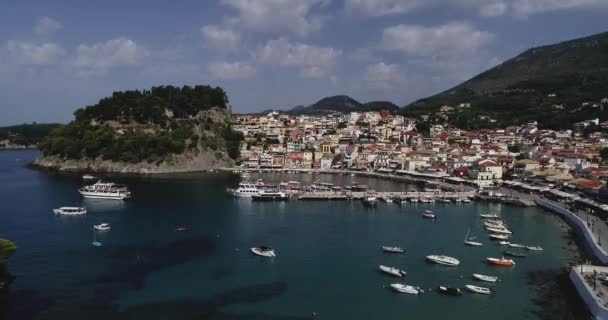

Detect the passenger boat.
[
  {"left": 93, "top": 223, "right": 111, "bottom": 231},
  {"left": 251, "top": 190, "right": 289, "bottom": 201},
  {"left": 362, "top": 191, "right": 378, "bottom": 207},
  {"left": 390, "top": 283, "right": 423, "bottom": 295},
  {"left": 82, "top": 174, "right": 96, "bottom": 180},
  {"left": 426, "top": 255, "right": 460, "bottom": 266},
  {"left": 504, "top": 250, "right": 527, "bottom": 257},
  {"left": 473, "top": 273, "right": 498, "bottom": 283},
  {"left": 422, "top": 210, "right": 436, "bottom": 219},
  {"left": 489, "top": 234, "right": 510, "bottom": 240},
  {"left": 53, "top": 207, "right": 87, "bottom": 215},
  {"left": 507, "top": 243, "right": 525, "bottom": 248},
  {"left": 527, "top": 245, "right": 543, "bottom": 251},
  {"left": 251, "top": 246, "right": 276, "bottom": 257},
  {"left": 485, "top": 226, "right": 512, "bottom": 234},
  {"left": 382, "top": 246, "right": 404, "bottom": 253},
  {"left": 464, "top": 228, "right": 483, "bottom": 246},
  {"left": 79, "top": 181, "right": 131, "bottom": 200},
  {"left": 437, "top": 286, "right": 463, "bottom": 296},
  {"left": 486, "top": 257, "right": 515, "bottom": 266},
  {"left": 480, "top": 213, "right": 499, "bottom": 219},
  {"left": 465, "top": 285, "right": 493, "bottom": 295},
  {"left": 379, "top": 265, "right": 405, "bottom": 277}
]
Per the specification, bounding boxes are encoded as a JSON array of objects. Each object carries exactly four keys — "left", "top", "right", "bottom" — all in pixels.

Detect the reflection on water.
[{"left": 81, "top": 198, "right": 127, "bottom": 212}]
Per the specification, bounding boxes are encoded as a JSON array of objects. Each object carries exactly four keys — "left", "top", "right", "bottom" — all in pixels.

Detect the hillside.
[
  {"left": 286, "top": 95, "right": 399, "bottom": 115},
  {"left": 403, "top": 31, "right": 608, "bottom": 129},
  {"left": 34, "top": 85, "right": 243, "bottom": 174},
  {"left": 0, "top": 123, "right": 61, "bottom": 148}
]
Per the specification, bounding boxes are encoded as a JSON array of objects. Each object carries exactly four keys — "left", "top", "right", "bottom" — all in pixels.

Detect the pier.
[{"left": 296, "top": 191, "right": 475, "bottom": 201}]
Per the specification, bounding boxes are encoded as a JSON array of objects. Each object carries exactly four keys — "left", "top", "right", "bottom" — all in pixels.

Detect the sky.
[{"left": 1, "top": 0, "right": 608, "bottom": 125}]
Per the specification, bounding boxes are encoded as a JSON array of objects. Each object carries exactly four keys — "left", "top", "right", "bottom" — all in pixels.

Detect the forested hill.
[
  {"left": 402, "top": 31, "right": 608, "bottom": 129},
  {"left": 284, "top": 95, "right": 399, "bottom": 115},
  {"left": 38, "top": 85, "right": 242, "bottom": 170},
  {"left": 0, "top": 123, "right": 61, "bottom": 147}
]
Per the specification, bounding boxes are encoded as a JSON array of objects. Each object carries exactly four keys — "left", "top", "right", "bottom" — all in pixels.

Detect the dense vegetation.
[
  {"left": 284, "top": 95, "right": 399, "bottom": 115},
  {"left": 402, "top": 31, "right": 608, "bottom": 130},
  {"left": 0, "top": 239, "right": 16, "bottom": 290},
  {"left": 0, "top": 123, "right": 61, "bottom": 146},
  {"left": 39, "top": 85, "right": 242, "bottom": 163}
]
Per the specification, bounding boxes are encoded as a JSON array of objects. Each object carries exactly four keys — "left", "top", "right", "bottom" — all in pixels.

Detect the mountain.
[
  {"left": 285, "top": 95, "right": 399, "bottom": 115},
  {"left": 403, "top": 31, "right": 608, "bottom": 129}
]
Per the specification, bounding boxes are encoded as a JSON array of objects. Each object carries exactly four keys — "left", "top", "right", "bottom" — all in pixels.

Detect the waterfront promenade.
[
  {"left": 570, "top": 265, "right": 608, "bottom": 319},
  {"left": 297, "top": 190, "right": 475, "bottom": 200}
]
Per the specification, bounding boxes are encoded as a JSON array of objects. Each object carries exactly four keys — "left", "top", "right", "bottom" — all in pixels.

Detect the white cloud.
[
  {"left": 221, "top": 0, "right": 326, "bottom": 36},
  {"left": 208, "top": 61, "right": 255, "bottom": 80},
  {"left": 511, "top": 0, "right": 608, "bottom": 18},
  {"left": 480, "top": 2, "right": 508, "bottom": 17},
  {"left": 201, "top": 25, "right": 241, "bottom": 50},
  {"left": 34, "top": 17, "right": 63, "bottom": 36},
  {"left": 256, "top": 38, "right": 341, "bottom": 77},
  {"left": 6, "top": 40, "right": 66, "bottom": 65},
  {"left": 381, "top": 22, "right": 494, "bottom": 56},
  {"left": 364, "top": 62, "right": 401, "bottom": 88},
  {"left": 344, "top": 0, "right": 424, "bottom": 17},
  {"left": 74, "top": 38, "right": 146, "bottom": 73},
  {"left": 301, "top": 66, "right": 325, "bottom": 78}
]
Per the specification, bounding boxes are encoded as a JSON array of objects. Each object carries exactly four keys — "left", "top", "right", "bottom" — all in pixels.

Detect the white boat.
[
  {"left": 526, "top": 245, "right": 543, "bottom": 251},
  {"left": 251, "top": 246, "right": 276, "bottom": 257},
  {"left": 419, "top": 197, "right": 429, "bottom": 203},
  {"left": 53, "top": 207, "right": 87, "bottom": 215},
  {"left": 251, "top": 190, "right": 289, "bottom": 201},
  {"left": 82, "top": 174, "right": 96, "bottom": 180},
  {"left": 79, "top": 181, "right": 131, "bottom": 200},
  {"left": 382, "top": 246, "right": 404, "bottom": 253},
  {"left": 362, "top": 191, "right": 378, "bottom": 207},
  {"left": 489, "top": 234, "right": 510, "bottom": 240},
  {"left": 484, "top": 221, "right": 506, "bottom": 228},
  {"left": 461, "top": 198, "right": 472, "bottom": 203},
  {"left": 409, "top": 198, "right": 419, "bottom": 203},
  {"left": 228, "top": 182, "right": 261, "bottom": 198},
  {"left": 498, "top": 241, "right": 510, "bottom": 246},
  {"left": 485, "top": 226, "right": 512, "bottom": 235},
  {"left": 480, "top": 213, "right": 499, "bottom": 219},
  {"left": 93, "top": 223, "right": 111, "bottom": 231},
  {"left": 439, "top": 198, "right": 452, "bottom": 203},
  {"left": 390, "top": 283, "right": 423, "bottom": 294},
  {"left": 465, "top": 285, "right": 493, "bottom": 295},
  {"left": 426, "top": 255, "right": 460, "bottom": 266},
  {"left": 379, "top": 265, "right": 405, "bottom": 277},
  {"left": 473, "top": 273, "right": 498, "bottom": 283},
  {"left": 464, "top": 228, "right": 483, "bottom": 246},
  {"left": 383, "top": 197, "right": 394, "bottom": 204},
  {"left": 508, "top": 243, "right": 525, "bottom": 248}
]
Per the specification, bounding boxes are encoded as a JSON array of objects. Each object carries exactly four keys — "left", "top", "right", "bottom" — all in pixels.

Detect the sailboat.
[
  {"left": 464, "top": 228, "right": 483, "bottom": 247},
  {"left": 91, "top": 230, "right": 102, "bottom": 247}
]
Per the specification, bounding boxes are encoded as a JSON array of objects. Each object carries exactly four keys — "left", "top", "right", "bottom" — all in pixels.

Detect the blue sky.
[{"left": 1, "top": 0, "right": 608, "bottom": 125}]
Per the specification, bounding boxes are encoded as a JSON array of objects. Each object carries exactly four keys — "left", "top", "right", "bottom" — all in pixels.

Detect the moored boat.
[
  {"left": 251, "top": 246, "right": 276, "bottom": 257},
  {"left": 382, "top": 246, "right": 404, "bottom": 253},
  {"left": 485, "top": 226, "right": 512, "bottom": 234},
  {"left": 526, "top": 245, "right": 543, "bottom": 251},
  {"left": 480, "top": 213, "right": 499, "bottom": 219},
  {"left": 498, "top": 241, "right": 510, "bottom": 246},
  {"left": 507, "top": 243, "right": 525, "bottom": 248},
  {"left": 251, "top": 191, "right": 289, "bottom": 201},
  {"left": 362, "top": 191, "right": 378, "bottom": 207},
  {"left": 93, "top": 223, "right": 111, "bottom": 231},
  {"left": 464, "top": 228, "right": 483, "bottom": 246},
  {"left": 379, "top": 265, "right": 405, "bottom": 277},
  {"left": 422, "top": 210, "right": 436, "bottom": 220},
  {"left": 437, "top": 286, "right": 463, "bottom": 296},
  {"left": 465, "top": 285, "right": 493, "bottom": 295},
  {"left": 489, "top": 234, "right": 510, "bottom": 240},
  {"left": 486, "top": 257, "right": 515, "bottom": 267},
  {"left": 227, "top": 182, "right": 261, "bottom": 198},
  {"left": 79, "top": 181, "right": 131, "bottom": 200},
  {"left": 472, "top": 273, "right": 498, "bottom": 283},
  {"left": 391, "top": 283, "right": 423, "bottom": 295},
  {"left": 426, "top": 255, "right": 460, "bottom": 266},
  {"left": 53, "top": 207, "right": 87, "bottom": 215}
]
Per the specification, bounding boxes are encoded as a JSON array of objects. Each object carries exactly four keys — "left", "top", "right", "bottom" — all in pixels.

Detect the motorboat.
[
  {"left": 486, "top": 257, "right": 515, "bottom": 267},
  {"left": 419, "top": 197, "right": 430, "bottom": 203},
  {"left": 251, "top": 246, "right": 276, "bottom": 257},
  {"left": 426, "top": 255, "right": 460, "bottom": 266},
  {"left": 465, "top": 285, "right": 493, "bottom": 295},
  {"left": 422, "top": 210, "right": 436, "bottom": 220},
  {"left": 79, "top": 181, "right": 131, "bottom": 200},
  {"left": 379, "top": 265, "right": 405, "bottom": 277},
  {"left": 382, "top": 197, "right": 393, "bottom": 204},
  {"left": 484, "top": 221, "right": 507, "bottom": 229},
  {"left": 390, "top": 283, "right": 423, "bottom": 295},
  {"left": 53, "top": 207, "right": 87, "bottom": 215},
  {"left": 437, "top": 286, "right": 463, "bottom": 296},
  {"left": 461, "top": 198, "right": 472, "bottom": 203},
  {"left": 485, "top": 226, "right": 512, "bottom": 235},
  {"left": 504, "top": 250, "right": 527, "bottom": 257},
  {"left": 439, "top": 198, "right": 452, "bottom": 203},
  {"left": 382, "top": 246, "right": 404, "bottom": 253},
  {"left": 251, "top": 191, "right": 289, "bottom": 201},
  {"left": 473, "top": 274, "right": 498, "bottom": 283},
  {"left": 480, "top": 213, "right": 499, "bottom": 219},
  {"left": 82, "top": 174, "right": 96, "bottom": 180},
  {"left": 527, "top": 245, "right": 543, "bottom": 251},
  {"left": 362, "top": 191, "right": 378, "bottom": 207},
  {"left": 507, "top": 243, "right": 525, "bottom": 248},
  {"left": 498, "top": 241, "right": 510, "bottom": 246},
  {"left": 228, "top": 182, "right": 261, "bottom": 198},
  {"left": 489, "top": 234, "right": 510, "bottom": 240},
  {"left": 464, "top": 228, "right": 483, "bottom": 247},
  {"left": 93, "top": 223, "right": 111, "bottom": 231},
  {"left": 409, "top": 198, "right": 419, "bottom": 203}
]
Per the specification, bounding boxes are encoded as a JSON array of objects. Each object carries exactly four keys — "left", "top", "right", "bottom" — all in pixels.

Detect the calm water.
[{"left": 0, "top": 151, "right": 584, "bottom": 319}]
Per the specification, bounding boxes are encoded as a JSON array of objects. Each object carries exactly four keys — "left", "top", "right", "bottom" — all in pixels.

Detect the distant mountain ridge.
[{"left": 251, "top": 95, "right": 399, "bottom": 115}]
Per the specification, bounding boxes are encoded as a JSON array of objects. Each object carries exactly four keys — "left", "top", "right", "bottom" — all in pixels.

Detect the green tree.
[{"left": 601, "top": 147, "right": 608, "bottom": 160}]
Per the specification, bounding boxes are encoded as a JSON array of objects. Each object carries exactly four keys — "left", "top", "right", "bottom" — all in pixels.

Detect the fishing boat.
[
  {"left": 464, "top": 228, "right": 483, "bottom": 246},
  {"left": 422, "top": 210, "right": 436, "bottom": 220},
  {"left": 498, "top": 241, "right": 510, "bottom": 246},
  {"left": 480, "top": 213, "right": 499, "bottom": 219},
  {"left": 527, "top": 245, "right": 543, "bottom": 251},
  {"left": 465, "top": 285, "right": 493, "bottom": 295},
  {"left": 507, "top": 243, "right": 525, "bottom": 248},
  {"left": 485, "top": 226, "right": 512, "bottom": 235},
  {"left": 93, "top": 223, "right": 111, "bottom": 231},
  {"left": 437, "top": 286, "right": 463, "bottom": 296},
  {"left": 53, "top": 207, "right": 87, "bottom": 215},
  {"left": 489, "top": 234, "right": 510, "bottom": 240},
  {"left": 382, "top": 246, "right": 404, "bottom": 253},
  {"left": 473, "top": 274, "right": 498, "bottom": 283},
  {"left": 426, "top": 255, "right": 460, "bottom": 266},
  {"left": 379, "top": 265, "right": 405, "bottom": 277},
  {"left": 486, "top": 257, "right": 515, "bottom": 267},
  {"left": 390, "top": 283, "right": 423, "bottom": 295},
  {"left": 251, "top": 246, "right": 276, "bottom": 257}
]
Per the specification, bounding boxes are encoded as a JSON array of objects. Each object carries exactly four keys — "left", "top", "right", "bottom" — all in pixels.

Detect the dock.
[{"left": 296, "top": 191, "right": 475, "bottom": 201}]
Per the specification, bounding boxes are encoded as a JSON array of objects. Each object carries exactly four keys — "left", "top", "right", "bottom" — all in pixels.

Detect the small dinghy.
[
  {"left": 382, "top": 246, "right": 404, "bottom": 253},
  {"left": 251, "top": 246, "right": 276, "bottom": 257},
  {"left": 465, "top": 285, "right": 493, "bottom": 295},
  {"left": 526, "top": 245, "right": 543, "bottom": 251},
  {"left": 472, "top": 273, "right": 498, "bottom": 283},
  {"left": 93, "top": 223, "right": 111, "bottom": 231},
  {"left": 437, "top": 286, "right": 463, "bottom": 296},
  {"left": 504, "top": 250, "right": 527, "bottom": 257},
  {"left": 379, "top": 265, "right": 405, "bottom": 277},
  {"left": 390, "top": 283, "right": 423, "bottom": 295}
]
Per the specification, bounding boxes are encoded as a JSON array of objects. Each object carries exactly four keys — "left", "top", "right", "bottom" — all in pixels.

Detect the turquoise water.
[{"left": 0, "top": 151, "right": 583, "bottom": 319}]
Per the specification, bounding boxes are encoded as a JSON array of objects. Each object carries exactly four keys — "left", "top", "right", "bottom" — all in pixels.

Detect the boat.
[
  {"left": 454, "top": 198, "right": 462, "bottom": 203},
  {"left": 485, "top": 226, "right": 512, "bottom": 234},
  {"left": 251, "top": 246, "right": 276, "bottom": 257},
  {"left": 465, "top": 285, "right": 493, "bottom": 295},
  {"left": 461, "top": 198, "right": 472, "bottom": 203},
  {"left": 527, "top": 245, "right": 543, "bottom": 251},
  {"left": 504, "top": 250, "right": 527, "bottom": 257},
  {"left": 426, "top": 255, "right": 460, "bottom": 266},
  {"left": 486, "top": 257, "right": 515, "bottom": 267},
  {"left": 53, "top": 207, "right": 87, "bottom": 215},
  {"left": 362, "top": 191, "right": 378, "bottom": 207},
  {"left": 472, "top": 273, "right": 498, "bottom": 283},
  {"left": 422, "top": 210, "right": 436, "bottom": 219},
  {"left": 484, "top": 221, "right": 507, "bottom": 229},
  {"left": 437, "top": 286, "right": 463, "bottom": 296},
  {"left": 419, "top": 197, "right": 430, "bottom": 203},
  {"left": 382, "top": 246, "right": 404, "bottom": 253},
  {"left": 428, "top": 198, "right": 436, "bottom": 203},
  {"left": 228, "top": 182, "right": 261, "bottom": 198},
  {"left": 507, "top": 243, "right": 525, "bottom": 248},
  {"left": 91, "top": 230, "right": 102, "bottom": 247},
  {"left": 439, "top": 198, "right": 452, "bottom": 203},
  {"left": 382, "top": 197, "right": 394, "bottom": 204},
  {"left": 82, "top": 174, "right": 96, "bottom": 180},
  {"left": 489, "top": 234, "right": 510, "bottom": 240},
  {"left": 390, "top": 283, "right": 423, "bottom": 295},
  {"left": 464, "top": 228, "right": 483, "bottom": 246},
  {"left": 251, "top": 190, "right": 289, "bottom": 201},
  {"left": 480, "top": 213, "right": 499, "bottom": 219},
  {"left": 93, "top": 223, "right": 111, "bottom": 231},
  {"left": 79, "top": 181, "right": 131, "bottom": 200},
  {"left": 379, "top": 265, "right": 405, "bottom": 277},
  {"left": 409, "top": 198, "right": 419, "bottom": 203},
  {"left": 498, "top": 241, "right": 510, "bottom": 246}
]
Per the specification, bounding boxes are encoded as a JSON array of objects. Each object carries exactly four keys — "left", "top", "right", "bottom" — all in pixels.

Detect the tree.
[
  {"left": 601, "top": 147, "right": 608, "bottom": 161},
  {"left": 508, "top": 144, "right": 523, "bottom": 153}
]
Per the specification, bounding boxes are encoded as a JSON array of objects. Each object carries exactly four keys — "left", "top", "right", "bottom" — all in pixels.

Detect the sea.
[{"left": 0, "top": 150, "right": 589, "bottom": 320}]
